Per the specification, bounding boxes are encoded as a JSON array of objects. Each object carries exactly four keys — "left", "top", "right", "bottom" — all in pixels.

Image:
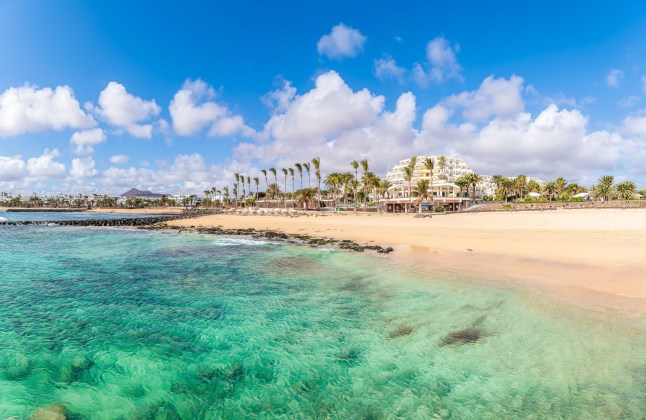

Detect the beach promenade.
[{"left": 168, "top": 208, "right": 646, "bottom": 313}]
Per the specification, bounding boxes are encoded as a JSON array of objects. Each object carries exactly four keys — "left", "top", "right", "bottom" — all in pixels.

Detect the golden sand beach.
[{"left": 169, "top": 208, "right": 646, "bottom": 313}]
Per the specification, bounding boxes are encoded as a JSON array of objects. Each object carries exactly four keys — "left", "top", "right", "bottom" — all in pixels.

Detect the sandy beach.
[
  {"left": 169, "top": 208, "right": 646, "bottom": 313},
  {"left": 88, "top": 208, "right": 184, "bottom": 215}
]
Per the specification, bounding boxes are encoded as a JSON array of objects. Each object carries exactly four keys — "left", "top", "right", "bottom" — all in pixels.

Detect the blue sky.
[{"left": 1, "top": 0, "right": 646, "bottom": 194}]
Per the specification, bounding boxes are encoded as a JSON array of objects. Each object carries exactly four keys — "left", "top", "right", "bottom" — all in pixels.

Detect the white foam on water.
[
  {"left": 0, "top": 217, "right": 7, "bottom": 222},
  {"left": 213, "top": 237, "right": 270, "bottom": 246}
]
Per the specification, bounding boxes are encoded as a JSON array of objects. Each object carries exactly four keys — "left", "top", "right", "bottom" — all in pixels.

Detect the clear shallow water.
[
  {"left": 0, "top": 226, "right": 644, "bottom": 418},
  {"left": 0, "top": 211, "right": 168, "bottom": 222}
]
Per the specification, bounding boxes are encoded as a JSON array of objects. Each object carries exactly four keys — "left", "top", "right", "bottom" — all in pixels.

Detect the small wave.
[
  {"left": 214, "top": 238, "right": 270, "bottom": 246},
  {"left": 0, "top": 217, "right": 7, "bottom": 222}
]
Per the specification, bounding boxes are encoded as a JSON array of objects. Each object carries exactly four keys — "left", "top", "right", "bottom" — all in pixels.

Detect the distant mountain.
[{"left": 120, "top": 188, "right": 163, "bottom": 198}]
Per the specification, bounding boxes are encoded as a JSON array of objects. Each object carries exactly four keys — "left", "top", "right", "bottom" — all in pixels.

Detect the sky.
[{"left": 1, "top": 0, "right": 646, "bottom": 195}]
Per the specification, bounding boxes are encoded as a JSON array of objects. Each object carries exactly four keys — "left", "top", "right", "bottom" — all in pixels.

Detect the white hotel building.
[{"left": 383, "top": 156, "right": 497, "bottom": 212}]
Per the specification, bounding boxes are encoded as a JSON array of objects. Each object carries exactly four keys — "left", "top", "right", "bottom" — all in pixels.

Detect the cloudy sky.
[{"left": 1, "top": 0, "right": 646, "bottom": 195}]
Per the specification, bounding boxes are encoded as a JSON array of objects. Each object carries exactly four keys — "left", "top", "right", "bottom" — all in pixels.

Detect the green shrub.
[
  {"left": 569, "top": 197, "right": 583, "bottom": 202},
  {"left": 435, "top": 205, "right": 445, "bottom": 213},
  {"left": 502, "top": 204, "right": 513, "bottom": 211}
]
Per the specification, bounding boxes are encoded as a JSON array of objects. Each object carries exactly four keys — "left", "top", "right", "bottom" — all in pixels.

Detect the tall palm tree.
[
  {"left": 281, "top": 168, "right": 288, "bottom": 207},
  {"left": 269, "top": 168, "right": 278, "bottom": 199},
  {"left": 234, "top": 173, "right": 240, "bottom": 202},
  {"left": 223, "top": 186, "right": 229, "bottom": 208},
  {"left": 253, "top": 177, "right": 260, "bottom": 201},
  {"left": 289, "top": 168, "right": 295, "bottom": 202},
  {"left": 261, "top": 169, "right": 268, "bottom": 195},
  {"left": 514, "top": 174, "right": 527, "bottom": 200},
  {"left": 339, "top": 172, "right": 354, "bottom": 207},
  {"left": 351, "top": 160, "right": 359, "bottom": 212},
  {"left": 416, "top": 179, "right": 429, "bottom": 213},
  {"left": 422, "top": 157, "right": 434, "bottom": 203},
  {"left": 595, "top": 175, "right": 615, "bottom": 201},
  {"left": 403, "top": 165, "right": 413, "bottom": 213},
  {"left": 360, "top": 159, "right": 369, "bottom": 209},
  {"left": 303, "top": 163, "right": 311, "bottom": 188},
  {"left": 246, "top": 176, "right": 251, "bottom": 201},
  {"left": 294, "top": 163, "right": 303, "bottom": 191},
  {"left": 312, "top": 157, "right": 321, "bottom": 207},
  {"left": 554, "top": 177, "right": 567, "bottom": 200},
  {"left": 468, "top": 173, "right": 483, "bottom": 201},
  {"left": 438, "top": 156, "right": 447, "bottom": 176}
]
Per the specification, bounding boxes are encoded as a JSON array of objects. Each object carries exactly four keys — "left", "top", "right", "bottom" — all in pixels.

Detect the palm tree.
[
  {"left": 312, "top": 157, "right": 321, "bottom": 207},
  {"left": 261, "top": 169, "right": 268, "bottom": 195},
  {"left": 543, "top": 181, "right": 557, "bottom": 201},
  {"left": 438, "top": 156, "right": 447, "bottom": 176},
  {"left": 270, "top": 168, "right": 278, "bottom": 199},
  {"left": 421, "top": 157, "right": 434, "bottom": 203},
  {"left": 282, "top": 168, "right": 288, "bottom": 207},
  {"left": 223, "top": 186, "right": 230, "bottom": 208},
  {"left": 294, "top": 163, "right": 303, "bottom": 191},
  {"left": 246, "top": 176, "right": 251, "bottom": 201},
  {"left": 403, "top": 165, "right": 413, "bottom": 213},
  {"left": 514, "top": 174, "right": 527, "bottom": 200},
  {"left": 416, "top": 179, "right": 429, "bottom": 213},
  {"left": 266, "top": 183, "right": 280, "bottom": 200},
  {"left": 289, "top": 168, "right": 295, "bottom": 203},
  {"left": 594, "top": 175, "right": 615, "bottom": 201},
  {"left": 616, "top": 181, "right": 636, "bottom": 199},
  {"left": 554, "top": 177, "right": 567, "bottom": 200},
  {"left": 232, "top": 187, "right": 238, "bottom": 208},
  {"left": 468, "top": 173, "right": 483, "bottom": 201},
  {"left": 203, "top": 190, "right": 210, "bottom": 207},
  {"left": 351, "top": 160, "right": 359, "bottom": 212},
  {"left": 339, "top": 172, "right": 354, "bottom": 208},
  {"left": 253, "top": 177, "right": 260, "bottom": 201},
  {"left": 303, "top": 163, "right": 311, "bottom": 188},
  {"left": 324, "top": 172, "right": 341, "bottom": 206},
  {"left": 360, "top": 159, "right": 369, "bottom": 209},
  {"left": 296, "top": 188, "right": 317, "bottom": 210},
  {"left": 234, "top": 173, "right": 240, "bottom": 205}
]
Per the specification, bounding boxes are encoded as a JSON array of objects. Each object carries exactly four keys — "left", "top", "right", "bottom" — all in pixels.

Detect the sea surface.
[
  {"left": 0, "top": 210, "right": 168, "bottom": 223},
  {"left": 0, "top": 225, "right": 644, "bottom": 418}
]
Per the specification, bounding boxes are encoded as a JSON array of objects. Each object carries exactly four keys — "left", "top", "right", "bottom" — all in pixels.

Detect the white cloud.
[
  {"left": 169, "top": 79, "right": 254, "bottom": 138},
  {"left": 70, "top": 128, "right": 106, "bottom": 155},
  {"left": 623, "top": 113, "right": 646, "bottom": 135},
  {"left": 69, "top": 157, "right": 98, "bottom": 179},
  {"left": 606, "top": 69, "right": 624, "bottom": 88},
  {"left": 110, "top": 154, "right": 129, "bottom": 164},
  {"left": 0, "top": 84, "right": 95, "bottom": 137},
  {"left": 0, "top": 155, "right": 27, "bottom": 181},
  {"left": 261, "top": 79, "right": 296, "bottom": 114},
  {"left": 413, "top": 36, "right": 462, "bottom": 87},
  {"left": 89, "top": 82, "right": 161, "bottom": 139},
  {"left": 374, "top": 56, "right": 406, "bottom": 82},
  {"left": 317, "top": 23, "right": 366, "bottom": 59},
  {"left": 27, "top": 149, "right": 66, "bottom": 179},
  {"left": 444, "top": 75, "right": 524, "bottom": 122}
]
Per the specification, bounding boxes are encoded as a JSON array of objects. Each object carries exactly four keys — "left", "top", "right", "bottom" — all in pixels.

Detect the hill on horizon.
[{"left": 120, "top": 188, "right": 164, "bottom": 198}]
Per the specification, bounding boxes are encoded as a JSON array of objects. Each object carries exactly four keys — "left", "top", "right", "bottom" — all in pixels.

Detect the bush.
[
  {"left": 569, "top": 197, "right": 583, "bottom": 202},
  {"left": 502, "top": 204, "right": 513, "bottom": 211},
  {"left": 435, "top": 205, "right": 445, "bottom": 213}
]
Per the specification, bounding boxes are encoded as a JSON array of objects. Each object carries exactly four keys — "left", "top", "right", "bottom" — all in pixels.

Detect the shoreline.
[{"left": 166, "top": 209, "right": 646, "bottom": 314}]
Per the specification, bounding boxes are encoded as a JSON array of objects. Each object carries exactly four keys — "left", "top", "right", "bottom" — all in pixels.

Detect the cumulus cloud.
[
  {"left": 618, "top": 95, "right": 640, "bottom": 108},
  {"left": 623, "top": 113, "right": 646, "bottom": 136},
  {"left": 169, "top": 79, "right": 255, "bottom": 138},
  {"left": 317, "top": 23, "right": 366, "bottom": 59},
  {"left": 87, "top": 82, "right": 161, "bottom": 139},
  {"left": 110, "top": 154, "right": 129, "bottom": 164},
  {"left": 70, "top": 128, "right": 106, "bottom": 155},
  {"left": 27, "top": 149, "right": 66, "bottom": 179},
  {"left": 606, "top": 69, "right": 624, "bottom": 88},
  {"left": 413, "top": 36, "right": 462, "bottom": 87},
  {"left": 444, "top": 75, "right": 524, "bottom": 122},
  {"left": 0, "top": 84, "right": 95, "bottom": 137},
  {"left": 0, "top": 155, "right": 27, "bottom": 181},
  {"left": 261, "top": 79, "right": 297, "bottom": 114},
  {"left": 69, "top": 157, "right": 98, "bottom": 179},
  {"left": 374, "top": 56, "right": 406, "bottom": 82}
]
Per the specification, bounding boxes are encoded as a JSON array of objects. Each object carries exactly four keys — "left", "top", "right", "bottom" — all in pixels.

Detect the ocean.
[{"left": 0, "top": 221, "right": 644, "bottom": 418}]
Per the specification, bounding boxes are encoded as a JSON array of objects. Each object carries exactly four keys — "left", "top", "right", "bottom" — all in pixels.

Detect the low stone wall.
[
  {"left": 5, "top": 208, "right": 88, "bottom": 212},
  {"left": 477, "top": 200, "right": 646, "bottom": 212},
  {"left": 0, "top": 215, "right": 186, "bottom": 227}
]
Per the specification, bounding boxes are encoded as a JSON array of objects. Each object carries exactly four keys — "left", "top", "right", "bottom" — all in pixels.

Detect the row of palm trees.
[{"left": 490, "top": 174, "right": 640, "bottom": 202}]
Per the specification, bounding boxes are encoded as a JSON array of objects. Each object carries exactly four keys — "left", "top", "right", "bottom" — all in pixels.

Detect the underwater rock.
[
  {"left": 336, "top": 348, "right": 361, "bottom": 365},
  {"left": 2, "top": 352, "right": 32, "bottom": 380},
  {"left": 440, "top": 327, "right": 484, "bottom": 346},
  {"left": 60, "top": 356, "right": 94, "bottom": 383},
  {"left": 29, "top": 404, "right": 68, "bottom": 420},
  {"left": 388, "top": 325, "right": 414, "bottom": 339}
]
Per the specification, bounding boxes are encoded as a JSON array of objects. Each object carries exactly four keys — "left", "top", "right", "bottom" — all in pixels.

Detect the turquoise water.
[
  {"left": 0, "top": 211, "right": 165, "bottom": 222},
  {"left": 0, "top": 226, "right": 644, "bottom": 418}
]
